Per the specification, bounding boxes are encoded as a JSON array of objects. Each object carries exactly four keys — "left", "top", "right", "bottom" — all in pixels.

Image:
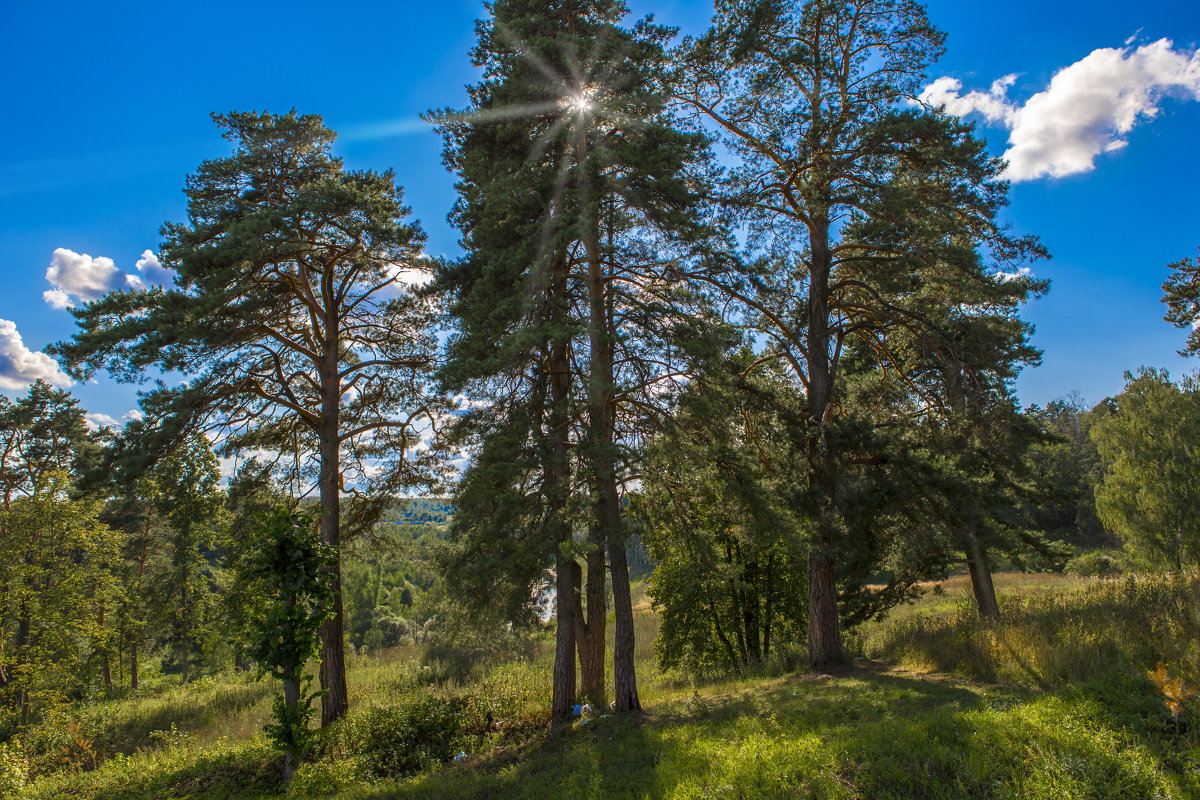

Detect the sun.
[{"left": 563, "top": 86, "right": 596, "bottom": 114}]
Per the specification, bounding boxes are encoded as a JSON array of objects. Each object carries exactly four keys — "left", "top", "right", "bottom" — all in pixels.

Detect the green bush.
[
  {"left": 1064, "top": 549, "right": 1125, "bottom": 577},
  {"left": 0, "top": 740, "right": 28, "bottom": 798},
  {"left": 330, "top": 694, "right": 508, "bottom": 779}
]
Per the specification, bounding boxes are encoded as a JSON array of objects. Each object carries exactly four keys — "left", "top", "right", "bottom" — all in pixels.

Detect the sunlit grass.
[
  {"left": 855, "top": 571, "right": 1200, "bottom": 686},
  {"left": 20, "top": 571, "right": 1200, "bottom": 799}
]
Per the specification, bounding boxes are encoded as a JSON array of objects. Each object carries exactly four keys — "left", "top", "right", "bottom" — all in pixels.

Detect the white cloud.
[
  {"left": 43, "top": 248, "right": 124, "bottom": 307},
  {"left": 920, "top": 74, "right": 1019, "bottom": 126},
  {"left": 0, "top": 318, "right": 72, "bottom": 391},
  {"left": 920, "top": 39, "right": 1200, "bottom": 181},
  {"left": 85, "top": 412, "right": 121, "bottom": 431},
  {"left": 44, "top": 247, "right": 174, "bottom": 308},
  {"left": 126, "top": 250, "right": 174, "bottom": 290},
  {"left": 994, "top": 265, "right": 1034, "bottom": 282},
  {"left": 83, "top": 408, "right": 144, "bottom": 431}
]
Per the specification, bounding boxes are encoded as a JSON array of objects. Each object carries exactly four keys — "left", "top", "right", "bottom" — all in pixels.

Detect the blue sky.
[{"left": 1, "top": 0, "right": 1198, "bottom": 426}]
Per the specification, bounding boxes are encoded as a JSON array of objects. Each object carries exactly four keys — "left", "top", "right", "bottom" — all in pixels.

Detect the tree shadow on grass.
[
  {"left": 39, "top": 743, "right": 281, "bottom": 800},
  {"left": 375, "top": 667, "right": 1191, "bottom": 800},
  {"left": 84, "top": 682, "right": 274, "bottom": 756}
]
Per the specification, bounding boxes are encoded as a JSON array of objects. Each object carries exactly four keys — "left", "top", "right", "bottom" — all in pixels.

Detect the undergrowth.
[{"left": 10, "top": 572, "right": 1200, "bottom": 799}]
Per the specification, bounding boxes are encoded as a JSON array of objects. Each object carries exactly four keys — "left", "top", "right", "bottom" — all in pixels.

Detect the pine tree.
[
  {"left": 673, "top": 0, "right": 1045, "bottom": 666},
  {"left": 434, "top": 0, "right": 719, "bottom": 716},
  {"left": 52, "top": 111, "right": 442, "bottom": 724}
]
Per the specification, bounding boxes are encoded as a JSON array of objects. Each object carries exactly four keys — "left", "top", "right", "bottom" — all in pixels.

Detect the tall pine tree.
[{"left": 434, "top": 0, "right": 720, "bottom": 716}]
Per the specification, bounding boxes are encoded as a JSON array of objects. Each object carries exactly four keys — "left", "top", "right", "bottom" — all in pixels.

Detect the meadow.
[{"left": 10, "top": 571, "right": 1200, "bottom": 800}]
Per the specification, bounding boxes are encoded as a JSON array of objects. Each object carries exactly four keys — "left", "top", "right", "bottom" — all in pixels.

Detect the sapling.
[{"left": 237, "top": 507, "right": 334, "bottom": 781}]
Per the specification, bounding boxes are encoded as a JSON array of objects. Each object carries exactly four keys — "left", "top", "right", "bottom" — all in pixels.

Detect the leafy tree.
[
  {"left": 672, "top": 0, "right": 1045, "bottom": 665},
  {"left": 0, "top": 383, "right": 101, "bottom": 708},
  {"left": 0, "top": 381, "right": 97, "bottom": 506},
  {"left": 0, "top": 473, "right": 122, "bottom": 731},
  {"left": 636, "top": 358, "right": 807, "bottom": 674},
  {"left": 236, "top": 507, "right": 334, "bottom": 782},
  {"left": 1091, "top": 369, "right": 1200, "bottom": 571},
  {"left": 1025, "top": 396, "right": 1109, "bottom": 549},
  {"left": 144, "top": 434, "right": 225, "bottom": 683},
  {"left": 53, "top": 111, "right": 441, "bottom": 724},
  {"left": 224, "top": 459, "right": 289, "bottom": 671}
]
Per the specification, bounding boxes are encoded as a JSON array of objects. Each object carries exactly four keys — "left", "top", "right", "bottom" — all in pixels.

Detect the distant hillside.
[{"left": 385, "top": 497, "right": 454, "bottom": 526}]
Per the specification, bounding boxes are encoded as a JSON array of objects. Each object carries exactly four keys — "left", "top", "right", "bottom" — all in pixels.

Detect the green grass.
[
  {"left": 295, "top": 668, "right": 1197, "bottom": 800},
  {"left": 14, "top": 572, "right": 1200, "bottom": 800},
  {"left": 855, "top": 571, "right": 1200, "bottom": 686}
]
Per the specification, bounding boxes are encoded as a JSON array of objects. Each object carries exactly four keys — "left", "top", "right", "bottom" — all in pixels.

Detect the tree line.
[{"left": 4, "top": 0, "right": 1200, "bottom": 748}]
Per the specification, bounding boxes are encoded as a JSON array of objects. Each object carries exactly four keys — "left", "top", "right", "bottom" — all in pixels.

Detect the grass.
[
  {"left": 295, "top": 667, "right": 1196, "bottom": 800},
  {"left": 855, "top": 571, "right": 1200, "bottom": 686},
  {"left": 13, "top": 571, "right": 1200, "bottom": 799}
]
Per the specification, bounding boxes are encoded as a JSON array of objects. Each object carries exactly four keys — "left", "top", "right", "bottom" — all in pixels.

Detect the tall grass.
[{"left": 857, "top": 571, "right": 1200, "bottom": 687}]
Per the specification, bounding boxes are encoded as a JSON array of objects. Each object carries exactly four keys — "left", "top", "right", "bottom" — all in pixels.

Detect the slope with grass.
[{"left": 15, "top": 572, "right": 1200, "bottom": 800}]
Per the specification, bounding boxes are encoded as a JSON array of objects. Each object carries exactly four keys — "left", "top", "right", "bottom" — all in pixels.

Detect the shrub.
[
  {"left": 1064, "top": 549, "right": 1125, "bottom": 577},
  {"left": 330, "top": 694, "right": 508, "bottom": 779},
  {"left": 0, "top": 740, "right": 28, "bottom": 798}
]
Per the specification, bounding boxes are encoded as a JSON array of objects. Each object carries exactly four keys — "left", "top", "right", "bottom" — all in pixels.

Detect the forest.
[{"left": 1, "top": 0, "right": 1199, "bottom": 798}]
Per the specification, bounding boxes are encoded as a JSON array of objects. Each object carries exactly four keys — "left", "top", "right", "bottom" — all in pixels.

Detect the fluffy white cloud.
[
  {"left": 85, "top": 412, "right": 121, "bottom": 431},
  {"left": 0, "top": 318, "right": 72, "bottom": 391},
  {"left": 44, "top": 247, "right": 174, "bottom": 308},
  {"left": 126, "top": 250, "right": 174, "bottom": 290},
  {"left": 43, "top": 248, "right": 123, "bottom": 307},
  {"left": 83, "top": 408, "right": 144, "bottom": 431},
  {"left": 920, "top": 39, "right": 1200, "bottom": 181},
  {"left": 921, "top": 74, "right": 1019, "bottom": 126}
]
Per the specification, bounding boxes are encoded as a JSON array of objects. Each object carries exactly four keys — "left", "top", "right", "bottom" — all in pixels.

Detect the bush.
[
  {"left": 329, "top": 694, "right": 513, "bottom": 780},
  {"left": 1064, "top": 549, "right": 1125, "bottom": 577},
  {"left": 0, "top": 740, "right": 28, "bottom": 798}
]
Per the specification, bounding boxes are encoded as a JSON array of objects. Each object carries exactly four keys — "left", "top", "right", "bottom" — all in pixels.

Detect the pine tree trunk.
[
  {"left": 807, "top": 546, "right": 842, "bottom": 669},
  {"left": 130, "top": 639, "right": 139, "bottom": 691},
  {"left": 552, "top": 555, "right": 577, "bottom": 723},
  {"left": 577, "top": 125, "right": 639, "bottom": 713},
  {"left": 965, "top": 532, "right": 1000, "bottom": 620},
  {"left": 805, "top": 218, "right": 843, "bottom": 671},
  {"left": 548, "top": 254, "right": 576, "bottom": 724},
  {"left": 318, "top": 417, "right": 349, "bottom": 726},
  {"left": 609, "top": 537, "right": 640, "bottom": 711},
  {"left": 574, "top": 547, "right": 606, "bottom": 708}
]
